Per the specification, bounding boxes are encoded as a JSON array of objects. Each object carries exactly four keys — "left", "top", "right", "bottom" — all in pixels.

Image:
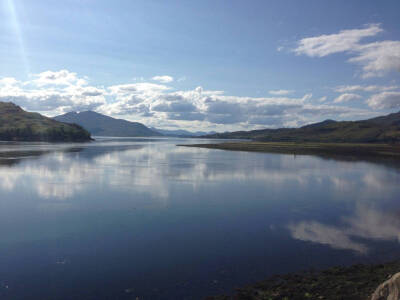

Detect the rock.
[{"left": 371, "top": 272, "right": 400, "bottom": 300}]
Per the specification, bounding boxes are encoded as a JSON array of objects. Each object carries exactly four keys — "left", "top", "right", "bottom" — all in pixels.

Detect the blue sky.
[{"left": 1, "top": 0, "right": 400, "bottom": 131}]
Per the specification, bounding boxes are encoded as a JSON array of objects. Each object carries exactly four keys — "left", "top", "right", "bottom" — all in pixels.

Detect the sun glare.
[{"left": 6, "top": 0, "right": 30, "bottom": 75}]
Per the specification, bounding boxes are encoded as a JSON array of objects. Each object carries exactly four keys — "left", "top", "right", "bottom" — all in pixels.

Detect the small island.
[{"left": 0, "top": 102, "right": 92, "bottom": 142}]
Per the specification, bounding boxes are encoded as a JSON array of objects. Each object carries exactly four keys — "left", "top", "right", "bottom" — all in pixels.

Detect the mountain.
[
  {"left": 151, "top": 127, "right": 217, "bottom": 137},
  {"left": 54, "top": 111, "right": 161, "bottom": 137},
  {"left": 202, "top": 111, "right": 400, "bottom": 143},
  {"left": 0, "top": 102, "right": 92, "bottom": 142}
]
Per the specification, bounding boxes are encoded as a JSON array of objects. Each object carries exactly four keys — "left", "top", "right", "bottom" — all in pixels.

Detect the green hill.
[
  {"left": 0, "top": 102, "right": 92, "bottom": 142},
  {"left": 203, "top": 111, "right": 400, "bottom": 143},
  {"left": 54, "top": 111, "right": 162, "bottom": 137}
]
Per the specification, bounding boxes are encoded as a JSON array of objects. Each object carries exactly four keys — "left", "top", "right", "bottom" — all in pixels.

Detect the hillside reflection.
[
  {"left": 1, "top": 141, "right": 400, "bottom": 201},
  {"left": 1, "top": 140, "right": 400, "bottom": 202},
  {"left": 0, "top": 139, "right": 400, "bottom": 300}
]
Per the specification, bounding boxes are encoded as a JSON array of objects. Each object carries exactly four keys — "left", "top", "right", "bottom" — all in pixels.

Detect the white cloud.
[
  {"left": 109, "top": 82, "right": 170, "bottom": 95},
  {"left": 0, "top": 77, "right": 19, "bottom": 86},
  {"left": 334, "top": 93, "right": 362, "bottom": 103},
  {"left": 0, "top": 70, "right": 106, "bottom": 113},
  {"left": 152, "top": 75, "right": 174, "bottom": 83},
  {"left": 294, "top": 24, "right": 400, "bottom": 78},
  {"left": 269, "top": 89, "right": 293, "bottom": 95},
  {"left": 335, "top": 85, "right": 399, "bottom": 93},
  {"left": 0, "top": 69, "right": 374, "bottom": 131},
  {"left": 32, "top": 69, "right": 87, "bottom": 86},
  {"left": 349, "top": 40, "right": 400, "bottom": 78},
  {"left": 367, "top": 91, "right": 400, "bottom": 109},
  {"left": 101, "top": 83, "right": 366, "bottom": 129},
  {"left": 294, "top": 24, "right": 382, "bottom": 57}
]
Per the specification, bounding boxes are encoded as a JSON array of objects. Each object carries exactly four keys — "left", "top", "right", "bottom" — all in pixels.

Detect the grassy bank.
[
  {"left": 206, "top": 261, "right": 400, "bottom": 300},
  {"left": 179, "top": 142, "right": 400, "bottom": 159}
]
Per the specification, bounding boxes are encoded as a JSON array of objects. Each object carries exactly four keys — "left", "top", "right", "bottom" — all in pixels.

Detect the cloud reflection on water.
[
  {"left": 289, "top": 204, "right": 400, "bottom": 254},
  {"left": 0, "top": 140, "right": 400, "bottom": 254},
  {"left": 0, "top": 141, "right": 400, "bottom": 202}
]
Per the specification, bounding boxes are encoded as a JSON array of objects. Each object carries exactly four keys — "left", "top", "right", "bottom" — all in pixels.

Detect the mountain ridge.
[
  {"left": 151, "top": 127, "right": 217, "bottom": 137},
  {"left": 201, "top": 111, "right": 400, "bottom": 143},
  {"left": 0, "top": 102, "right": 92, "bottom": 142},
  {"left": 54, "top": 111, "right": 161, "bottom": 137}
]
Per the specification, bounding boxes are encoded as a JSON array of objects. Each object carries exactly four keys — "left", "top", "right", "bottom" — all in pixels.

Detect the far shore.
[{"left": 178, "top": 141, "right": 400, "bottom": 159}]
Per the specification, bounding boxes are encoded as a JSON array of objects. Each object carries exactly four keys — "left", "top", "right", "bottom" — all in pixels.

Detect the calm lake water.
[{"left": 0, "top": 137, "right": 400, "bottom": 299}]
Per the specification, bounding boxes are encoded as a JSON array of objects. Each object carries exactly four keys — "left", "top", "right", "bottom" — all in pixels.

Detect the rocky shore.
[{"left": 206, "top": 261, "right": 400, "bottom": 300}]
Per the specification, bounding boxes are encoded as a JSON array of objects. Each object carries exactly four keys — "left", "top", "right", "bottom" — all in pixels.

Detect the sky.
[{"left": 0, "top": 0, "right": 400, "bottom": 131}]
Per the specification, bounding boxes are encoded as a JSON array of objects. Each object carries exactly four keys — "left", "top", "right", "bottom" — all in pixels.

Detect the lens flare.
[{"left": 6, "top": 0, "right": 30, "bottom": 75}]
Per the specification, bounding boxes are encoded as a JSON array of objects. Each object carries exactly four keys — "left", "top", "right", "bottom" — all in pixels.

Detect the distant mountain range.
[
  {"left": 8, "top": 105, "right": 399, "bottom": 143},
  {"left": 202, "top": 111, "right": 400, "bottom": 143},
  {"left": 151, "top": 127, "right": 217, "bottom": 137},
  {"left": 0, "top": 102, "right": 92, "bottom": 142},
  {"left": 54, "top": 110, "right": 218, "bottom": 138},
  {"left": 54, "top": 111, "right": 161, "bottom": 137}
]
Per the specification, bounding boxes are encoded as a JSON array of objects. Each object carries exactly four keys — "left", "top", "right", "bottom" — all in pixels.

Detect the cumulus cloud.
[
  {"left": 269, "top": 89, "right": 293, "bottom": 95},
  {"left": 32, "top": 69, "right": 87, "bottom": 86},
  {"left": 0, "top": 69, "right": 374, "bottom": 131},
  {"left": 294, "top": 24, "right": 400, "bottom": 78},
  {"left": 334, "top": 93, "right": 362, "bottom": 103},
  {"left": 0, "top": 70, "right": 106, "bottom": 113},
  {"left": 0, "top": 77, "right": 19, "bottom": 86},
  {"left": 152, "top": 101, "right": 197, "bottom": 113},
  {"left": 349, "top": 40, "right": 400, "bottom": 78},
  {"left": 367, "top": 91, "right": 400, "bottom": 109},
  {"left": 152, "top": 75, "right": 174, "bottom": 83},
  {"left": 98, "top": 83, "right": 366, "bottom": 129}
]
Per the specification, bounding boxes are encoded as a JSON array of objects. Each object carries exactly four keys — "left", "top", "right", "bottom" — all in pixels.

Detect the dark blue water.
[{"left": 0, "top": 138, "right": 399, "bottom": 299}]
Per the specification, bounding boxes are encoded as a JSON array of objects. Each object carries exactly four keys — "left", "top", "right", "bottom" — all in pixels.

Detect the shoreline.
[
  {"left": 179, "top": 142, "right": 400, "bottom": 160},
  {"left": 206, "top": 260, "right": 400, "bottom": 300}
]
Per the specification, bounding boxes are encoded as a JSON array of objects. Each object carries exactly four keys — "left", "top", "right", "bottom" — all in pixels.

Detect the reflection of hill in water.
[
  {"left": 0, "top": 139, "right": 400, "bottom": 300},
  {"left": 304, "top": 153, "right": 400, "bottom": 172},
  {"left": 5, "top": 143, "right": 400, "bottom": 173},
  {"left": 0, "top": 136, "right": 174, "bottom": 166},
  {"left": 0, "top": 143, "right": 145, "bottom": 166}
]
